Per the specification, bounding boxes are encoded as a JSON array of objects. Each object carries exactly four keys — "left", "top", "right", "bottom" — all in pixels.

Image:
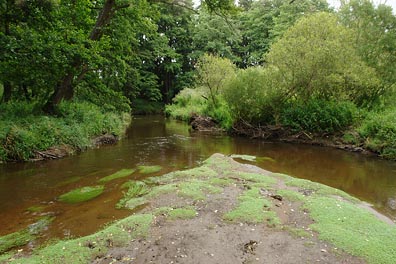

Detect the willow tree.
[{"left": 266, "top": 12, "right": 380, "bottom": 105}]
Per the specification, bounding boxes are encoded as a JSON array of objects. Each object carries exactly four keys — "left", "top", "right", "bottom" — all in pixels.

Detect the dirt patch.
[
  {"left": 92, "top": 134, "right": 118, "bottom": 147},
  {"left": 31, "top": 134, "right": 119, "bottom": 162},
  {"left": 33, "top": 144, "right": 75, "bottom": 161},
  {"left": 189, "top": 114, "right": 224, "bottom": 132}
]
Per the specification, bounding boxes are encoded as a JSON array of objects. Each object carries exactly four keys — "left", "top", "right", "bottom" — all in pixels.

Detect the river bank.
[
  {"left": 2, "top": 154, "right": 395, "bottom": 263},
  {"left": 188, "top": 115, "right": 382, "bottom": 159},
  {"left": 0, "top": 102, "right": 131, "bottom": 163}
]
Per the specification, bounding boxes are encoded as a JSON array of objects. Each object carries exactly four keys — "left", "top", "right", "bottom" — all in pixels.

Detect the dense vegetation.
[
  {"left": 166, "top": 1, "right": 396, "bottom": 159},
  {"left": 1, "top": 0, "right": 396, "bottom": 160}
]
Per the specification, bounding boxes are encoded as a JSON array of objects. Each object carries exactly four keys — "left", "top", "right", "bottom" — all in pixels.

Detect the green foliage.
[
  {"left": 131, "top": 99, "right": 164, "bottom": 115},
  {"left": 223, "top": 66, "right": 282, "bottom": 125},
  {"left": 266, "top": 12, "right": 380, "bottom": 105},
  {"left": 339, "top": 0, "right": 396, "bottom": 96},
  {"left": 58, "top": 186, "right": 105, "bottom": 204},
  {"left": 358, "top": 108, "right": 396, "bottom": 159},
  {"left": 203, "top": 97, "right": 233, "bottom": 130},
  {"left": 165, "top": 88, "right": 207, "bottom": 121},
  {"left": 192, "top": 10, "right": 241, "bottom": 63},
  {"left": 195, "top": 54, "right": 237, "bottom": 108},
  {"left": 0, "top": 101, "right": 130, "bottom": 162},
  {"left": 281, "top": 99, "right": 358, "bottom": 133},
  {"left": 166, "top": 55, "right": 235, "bottom": 129}
]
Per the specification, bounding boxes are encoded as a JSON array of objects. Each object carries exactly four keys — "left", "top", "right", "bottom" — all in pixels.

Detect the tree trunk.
[
  {"left": 1, "top": 81, "right": 12, "bottom": 103},
  {"left": 2, "top": 1, "right": 12, "bottom": 103},
  {"left": 43, "top": 0, "right": 122, "bottom": 114}
]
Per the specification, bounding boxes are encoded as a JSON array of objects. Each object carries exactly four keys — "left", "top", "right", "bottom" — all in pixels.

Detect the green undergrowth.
[
  {"left": 137, "top": 165, "right": 162, "bottom": 174},
  {"left": 6, "top": 214, "right": 152, "bottom": 264},
  {"left": 58, "top": 185, "right": 105, "bottom": 203},
  {"left": 357, "top": 107, "right": 396, "bottom": 159},
  {"left": 0, "top": 216, "right": 54, "bottom": 254},
  {"left": 0, "top": 101, "right": 131, "bottom": 162},
  {"left": 98, "top": 169, "right": 135, "bottom": 183},
  {"left": 223, "top": 187, "right": 280, "bottom": 226},
  {"left": 154, "top": 206, "right": 197, "bottom": 220}
]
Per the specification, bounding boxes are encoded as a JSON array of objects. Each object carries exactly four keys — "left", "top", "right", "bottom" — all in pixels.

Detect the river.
[{"left": 1, "top": 115, "right": 396, "bottom": 250}]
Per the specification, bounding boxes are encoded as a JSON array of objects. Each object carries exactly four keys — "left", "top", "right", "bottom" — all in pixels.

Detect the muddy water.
[{"left": 1, "top": 115, "right": 396, "bottom": 248}]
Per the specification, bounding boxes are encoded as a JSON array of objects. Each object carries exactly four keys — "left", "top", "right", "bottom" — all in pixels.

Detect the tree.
[
  {"left": 266, "top": 12, "right": 380, "bottom": 105},
  {"left": 192, "top": 9, "right": 241, "bottom": 64},
  {"left": 237, "top": 0, "right": 330, "bottom": 67},
  {"left": 339, "top": 0, "right": 396, "bottom": 103},
  {"left": 153, "top": 0, "right": 195, "bottom": 103},
  {"left": 195, "top": 54, "right": 236, "bottom": 108}
]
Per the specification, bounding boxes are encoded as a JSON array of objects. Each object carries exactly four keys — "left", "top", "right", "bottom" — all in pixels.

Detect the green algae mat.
[
  {"left": 2, "top": 154, "right": 396, "bottom": 263},
  {"left": 58, "top": 185, "right": 105, "bottom": 203},
  {"left": 98, "top": 169, "right": 135, "bottom": 183}
]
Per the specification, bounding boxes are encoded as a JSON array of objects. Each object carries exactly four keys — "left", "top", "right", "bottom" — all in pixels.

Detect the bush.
[
  {"left": 223, "top": 67, "right": 283, "bottom": 125},
  {"left": 203, "top": 98, "right": 233, "bottom": 130},
  {"left": 165, "top": 88, "right": 207, "bottom": 121},
  {"left": 0, "top": 101, "right": 131, "bottom": 162},
  {"left": 281, "top": 99, "right": 358, "bottom": 133},
  {"left": 358, "top": 108, "right": 396, "bottom": 159}
]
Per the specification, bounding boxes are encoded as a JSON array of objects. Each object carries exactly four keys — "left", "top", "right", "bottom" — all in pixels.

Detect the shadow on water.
[{"left": 1, "top": 115, "right": 396, "bottom": 249}]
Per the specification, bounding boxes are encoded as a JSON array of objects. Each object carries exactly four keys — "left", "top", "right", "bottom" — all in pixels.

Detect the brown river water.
[{"left": 1, "top": 115, "right": 396, "bottom": 250}]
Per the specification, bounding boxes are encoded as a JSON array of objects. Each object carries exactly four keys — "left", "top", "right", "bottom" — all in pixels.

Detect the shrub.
[
  {"left": 165, "top": 88, "right": 207, "bottom": 121},
  {"left": 358, "top": 108, "right": 396, "bottom": 159},
  {"left": 223, "top": 67, "right": 283, "bottom": 125},
  {"left": 203, "top": 98, "right": 233, "bottom": 130},
  {"left": 281, "top": 99, "right": 358, "bottom": 133},
  {"left": 0, "top": 101, "right": 131, "bottom": 162}
]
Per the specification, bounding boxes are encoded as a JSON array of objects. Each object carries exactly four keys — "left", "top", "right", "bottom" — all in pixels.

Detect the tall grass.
[{"left": 0, "top": 101, "right": 131, "bottom": 162}]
